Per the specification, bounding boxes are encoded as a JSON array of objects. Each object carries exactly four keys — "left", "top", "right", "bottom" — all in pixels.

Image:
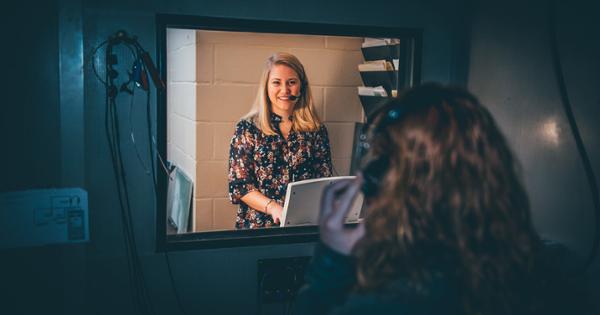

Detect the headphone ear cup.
[{"left": 361, "top": 156, "right": 388, "bottom": 197}]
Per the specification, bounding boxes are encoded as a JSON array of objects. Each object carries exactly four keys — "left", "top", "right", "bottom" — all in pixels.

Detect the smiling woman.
[
  {"left": 166, "top": 29, "right": 368, "bottom": 233},
  {"left": 160, "top": 16, "right": 421, "bottom": 242},
  {"left": 228, "top": 52, "right": 333, "bottom": 229}
]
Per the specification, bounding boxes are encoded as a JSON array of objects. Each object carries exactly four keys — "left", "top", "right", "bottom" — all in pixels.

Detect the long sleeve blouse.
[{"left": 228, "top": 113, "right": 333, "bottom": 229}]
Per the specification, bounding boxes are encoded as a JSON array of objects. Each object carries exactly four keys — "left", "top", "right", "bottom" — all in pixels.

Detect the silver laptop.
[{"left": 280, "top": 176, "right": 363, "bottom": 227}]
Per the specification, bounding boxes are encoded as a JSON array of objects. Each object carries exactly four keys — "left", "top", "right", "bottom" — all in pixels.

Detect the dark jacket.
[{"left": 293, "top": 241, "right": 594, "bottom": 315}]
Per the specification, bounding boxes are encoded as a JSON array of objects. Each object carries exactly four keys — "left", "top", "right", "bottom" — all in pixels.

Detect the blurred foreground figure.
[{"left": 294, "top": 83, "right": 593, "bottom": 315}]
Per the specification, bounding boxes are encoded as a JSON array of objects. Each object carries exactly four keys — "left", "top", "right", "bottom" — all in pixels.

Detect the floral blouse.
[{"left": 228, "top": 113, "right": 333, "bottom": 229}]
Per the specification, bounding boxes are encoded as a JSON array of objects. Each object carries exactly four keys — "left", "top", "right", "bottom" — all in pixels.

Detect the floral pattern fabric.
[{"left": 228, "top": 113, "right": 333, "bottom": 229}]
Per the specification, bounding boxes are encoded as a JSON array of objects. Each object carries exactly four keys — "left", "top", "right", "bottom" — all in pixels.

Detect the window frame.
[{"left": 155, "top": 14, "right": 422, "bottom": 252}]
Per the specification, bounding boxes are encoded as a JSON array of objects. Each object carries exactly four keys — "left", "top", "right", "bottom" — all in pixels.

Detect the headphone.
[
  {"left": 104, "top": 30, "right": 165, "bottom": 99},
  {"left": 360, "top": 105, "right": 406, "bottom": 197},
  {"left": 361, "top": 155, "right": 389, "bottom": 197}
]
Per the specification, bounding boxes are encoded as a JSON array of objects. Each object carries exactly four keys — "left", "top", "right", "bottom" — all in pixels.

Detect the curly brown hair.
[{"left": 353, "top": 83, "right": 541, "bottom": 314}]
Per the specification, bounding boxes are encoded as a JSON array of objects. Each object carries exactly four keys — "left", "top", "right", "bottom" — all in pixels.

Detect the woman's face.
[{"left": 267, "top": 64, "right": 301, "bottom": 117}]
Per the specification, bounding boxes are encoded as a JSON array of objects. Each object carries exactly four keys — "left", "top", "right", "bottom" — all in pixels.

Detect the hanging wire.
[
  {"left": 90, "top": 29, "right": 183, "bottom": 315},
  {"left": 153, "top": 135, "right": 175, "bottom": 181},
  {"left": 104, "top": 42, "right": 140, "bottom": 313},
  {"left": 99, "top": 32, "right": 158, "bottom": 315},
  {"left": 87, "top": 40, "right": 108, "bottom": 86},
  {"left": 127, "top": 86, "right": 152, "bottom": 175}
]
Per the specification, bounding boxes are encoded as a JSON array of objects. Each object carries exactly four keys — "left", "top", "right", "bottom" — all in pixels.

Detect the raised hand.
[{"left": 318, "top": 177, "right": 366, "bottom": 255}]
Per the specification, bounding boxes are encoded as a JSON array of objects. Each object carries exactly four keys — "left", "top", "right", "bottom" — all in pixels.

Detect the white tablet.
[{"left": 280, "top": 176, "right": 363, "bottom": 227}]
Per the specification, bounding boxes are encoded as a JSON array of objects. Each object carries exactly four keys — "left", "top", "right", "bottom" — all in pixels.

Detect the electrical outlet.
[{"left": 257, "top": 256, "right": 311, "bottom": 304}]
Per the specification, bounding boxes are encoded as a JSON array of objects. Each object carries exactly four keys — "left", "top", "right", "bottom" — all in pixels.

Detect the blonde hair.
[{"left": 243, "top": 52, "right": 321, "bottom": 135}]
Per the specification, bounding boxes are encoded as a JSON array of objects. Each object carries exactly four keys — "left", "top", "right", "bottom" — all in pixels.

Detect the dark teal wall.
[
  {"left": 1, "top": 1, "right": 61, "bottom": 192},
  {"left": 12, "top": 1, "right": 599, "bottom": 314},
  {"left": 468, "top": 0, "right": 600, "bottom": 306},
  {"left": 1, "top": 2, "right": 65, "bottom": 314}
]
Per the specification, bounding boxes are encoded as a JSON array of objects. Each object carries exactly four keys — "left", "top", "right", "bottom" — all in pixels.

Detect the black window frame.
[{"left": 155, "top": 14, "right": 422, "bottom": 252}]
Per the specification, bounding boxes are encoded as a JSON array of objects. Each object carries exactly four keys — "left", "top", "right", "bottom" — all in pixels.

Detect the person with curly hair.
[{"left": 293, "top": 83, "right": 592, "bottom": 315}]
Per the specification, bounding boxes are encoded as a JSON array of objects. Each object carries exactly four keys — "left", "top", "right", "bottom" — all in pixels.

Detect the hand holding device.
[
  {"left": 318, "top": 176, "right": 365, "bottom": 255},
  {"left": 266, "top": 201, "right": 284, "bottom": 225}
]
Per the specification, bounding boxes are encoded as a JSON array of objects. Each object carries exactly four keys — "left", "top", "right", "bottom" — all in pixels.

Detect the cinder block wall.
[
  {"left": 166, "top": 28, "right": 198, "bottom": 231},
  {"left": 169, "top": 29, "right": 364, "bottom": 232}
]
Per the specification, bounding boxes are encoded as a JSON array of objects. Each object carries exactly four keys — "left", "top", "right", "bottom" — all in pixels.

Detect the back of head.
[{"left": 354, "top": 83, "right": 542, "bottom": 314}]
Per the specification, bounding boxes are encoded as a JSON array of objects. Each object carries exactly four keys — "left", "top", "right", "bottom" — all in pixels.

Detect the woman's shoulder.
[
  {"left": 302, "top": 123, "right": 328, "bottom": 135},
  {"left": 338, "top": 276, "right": 460, "bottom": 315},
  {"left": 297, "top": 124, "right": 330, "bottom": 144},
  {"left": 315, "top": 123, "right": 330, "bottom": 139},
  {"left": 234, "top": 118, "right": 260, "bottom": 134}
]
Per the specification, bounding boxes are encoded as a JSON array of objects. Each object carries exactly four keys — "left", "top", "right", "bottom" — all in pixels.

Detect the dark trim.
[
  {"left": 156, "top": 14, "right": 422, "bottom": 38},
  {"left": 165, "top": 226, "right": 319, "bottom": 251},
  {"left": 156, "top": 16, "right": 168, "bottom": 252},
  {"left": 413, "top": 33, "right": 423, "bottom": 85},
  {"left": 155, "top": 14, "right": 423, "bottom": 252}
]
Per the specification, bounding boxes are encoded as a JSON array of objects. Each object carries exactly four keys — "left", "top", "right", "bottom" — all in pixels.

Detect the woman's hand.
[
  {"left": 240, "top": 192, "right": 285, "bottom": 225},
  {"left": 268, "top": 202, "right": 284, "bottom": 225},
  {"left": 319, "top": 177, "right": 365, "bottom": 255}
]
